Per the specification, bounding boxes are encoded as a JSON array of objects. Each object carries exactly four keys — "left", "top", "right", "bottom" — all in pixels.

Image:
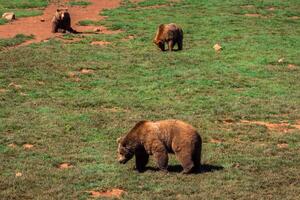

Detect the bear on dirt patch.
[
  {"left": 51, "top": 8, "right": 78, "bottom": 33},
  {"left": 117, "top": 119, "right": 202, "bottom": 174},
  {"left": 153, "top": 23, "right": 183, "bottom": 51}
]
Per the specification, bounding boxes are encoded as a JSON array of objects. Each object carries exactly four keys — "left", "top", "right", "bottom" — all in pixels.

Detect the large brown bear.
[
  {"left": 117, "top": 119, "right": 202, "bottom": 174},
  {"left": 153, "top": 23, "right": 183, "bottom": 51},
  {"left": 51, "top": 8, "right": 78, "bottom": 33}
]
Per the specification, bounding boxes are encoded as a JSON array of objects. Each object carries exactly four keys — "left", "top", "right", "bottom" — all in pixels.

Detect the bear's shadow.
[{"left": 143, "top": 164, "right": 224, "bottom": 174}]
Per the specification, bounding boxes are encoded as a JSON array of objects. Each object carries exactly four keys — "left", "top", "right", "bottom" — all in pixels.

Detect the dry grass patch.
[{"left": 87, "top": 189, "right": 125, "bottom": 198}]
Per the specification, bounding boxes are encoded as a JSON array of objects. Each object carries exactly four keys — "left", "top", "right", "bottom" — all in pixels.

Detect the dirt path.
[{"left": 0, "top": 0, "right": 121, "bottom": 43}]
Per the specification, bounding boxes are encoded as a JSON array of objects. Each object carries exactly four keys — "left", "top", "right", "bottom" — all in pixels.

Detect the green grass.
[
  {"left": 0, "top": 0, "right": 47, "bottom": 24},
  {"left": 69, "top": 0, "right": 92, "bottom": 7},
  {"left": 0, "top": 0, "right": 300, "bottom": 199},
  {"left": 0, "top": 34, "right": 34, "bottom": 49},
  {"left": 0, "top": 0, "right": 48, "bottom": 9}
]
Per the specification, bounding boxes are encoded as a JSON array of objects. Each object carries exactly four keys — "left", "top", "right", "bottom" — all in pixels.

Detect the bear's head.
[
  {"left": 55, "top": 8, "right": 69, "bottom": 20},
  {"left": 153, "top": 40, "right": 165, "bottom": 51},
  {"left": 117, "top": 137, "right": 134, "bottom": 164}
]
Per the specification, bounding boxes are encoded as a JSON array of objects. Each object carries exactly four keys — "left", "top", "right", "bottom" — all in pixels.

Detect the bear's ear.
[{"left": 117, "top": 137, "right": 122, "bottom": 144}]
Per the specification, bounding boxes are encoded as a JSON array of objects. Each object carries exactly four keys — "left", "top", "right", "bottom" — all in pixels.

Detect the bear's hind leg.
[
  {"left": 178, "top": 38, "right": 183, "bottom": 50},
  {"left": 175, "top": 152, "right": 194, "bottom": 174},
  {"left": 192, "top": 149, "right": 201, "bottom": 172},
  {"left": 168, "top": 40, "right": 174, "bottom": 51},
  {"left": 135, "top": 149, "right": 149, "bottom": 172}
]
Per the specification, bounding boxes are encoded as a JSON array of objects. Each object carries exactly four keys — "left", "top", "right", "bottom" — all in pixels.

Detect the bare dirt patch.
[
  {"left": 100, "top": 106, "right": 130, "bottom": 113},
  {"left": 8, "top": 143, "right": 17, "bottom": 148},
  {"left": 15, "top": 172, "right": 23, "bottom": 177},
  {"left": 213, "top": 43, "right": 222, "bottom": 52},
  {"left": 58, "top": 163, "right": 73, "bottom": 169},
  {"left": 67, "top": 71, "right": 81, "bottom": 82},
  {"left": 91, "top": 41, "right": 111, "bottom": 46},
  {"left": 75, "top": 25, "right": 122, "bottom": 34},
  {"left": 0, "top": 88, "right": 8, "bottom": 93},
  {"left": 289, "top": 16, "right": 299, "bottom": 20},
  {"left": 23, "top": 144, "right": 34, "bottom": 149},
  {"left": 240, "top": 120, "right": 300, "bottom": 132},
  {"left": 267, "top": 7, "right": 276, "bottom": 11},
  {"left": 0, "top": 0, "right": 121, "bottom": 45},
  {"left": 8, "top": 82, "right": 22, "bottom": 89},
  {"left": 277, "top": 143, "right": 288, "bottom": 149},
  {"left": 88, "top": 189, "right": 125, "bottom": 198},
  {"left": 55, "top": 36, "right": 83, "bottom": 43},
  {"left": 244, "top": 13, "right": 262, "bottom": 17},
  {"left": 287, "top": 64, "right": 297, "bottom": 70},
  {"left": 130, "top": 0, "right": 144, "bottom": 3},
  {"left": 240, "top": 5, "right": 255, "bottom": 9},
  {"left": 80, "top": 69, "right": 95, "bottom": 74},
  {"left": 210, "top": 138, "right": 223, "bottom": 144},
  {"left": 122, "top": 35, "right": 135, "bottom": 41}
]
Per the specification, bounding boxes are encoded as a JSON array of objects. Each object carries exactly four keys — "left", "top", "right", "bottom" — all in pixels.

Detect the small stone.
[
  {"left": 15, "top": 172, "right": 22, "bottom": 177},
  {"left": 278, "top": 58, "right": 284, "bottom": 63},
  {"left": 2, "top": 12, "right": 16, "bottom": 21},
  {"left": 93, "top": 27, "right": 101, "bottom": 32},
  {"left": 213, "top": 43, "right": 222, "bottom": 52},
  {"left": 23, "top": 144, "right": 34, "bottom": 149},
  {"left": 8, "top": 143, "right": 17, "bottom": 148}
]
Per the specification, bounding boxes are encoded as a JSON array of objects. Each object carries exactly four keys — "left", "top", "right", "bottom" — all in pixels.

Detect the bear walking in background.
[
  {"left": 153, "top": 23, "right": 183, "bottom": 51},
  {"left": 117, "top": 119, "right": 202, "bottom": 174},
  {"left": 51, "top": 8, "right": 78, "bottom": 33}
]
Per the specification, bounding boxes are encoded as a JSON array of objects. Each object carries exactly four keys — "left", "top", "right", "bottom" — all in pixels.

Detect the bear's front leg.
[
  {"left": 51, "top": 22, "right": 58, "bottom": 33},
  {"left": 153, "top": 151, "right": 168, "bottom": 172},
  {"left": 135, "top": 149, "right": 149, "bottom": 172}
]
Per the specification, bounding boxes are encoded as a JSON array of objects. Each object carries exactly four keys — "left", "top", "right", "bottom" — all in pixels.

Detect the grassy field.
[
  {"left": 0, "top": 0, "right": 48, "bottom": 25},
  {"left": 1, "top": 0, "right": 300, "bottom": 199}
]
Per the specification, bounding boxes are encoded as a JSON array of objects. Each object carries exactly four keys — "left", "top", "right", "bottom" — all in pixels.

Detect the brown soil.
[
  {"left": 15, "top": 172, "right": 23, "bottom": 177},
  {"left": 99, "top": 106, "right": 130, "bottom": 113},
  {"left": 75, "top": 25, "right": 122, "bottom": 34},
  {"left": 8, "top": 82, "right": 22, "bottom": 89},
  {"left": 289, "top": 16, "right": 299, "bottom": 20},
  {"left": 0, "top": 88, "right": 8, "bottom": 93},
  {"left": 58, "top": 163, "right": 73, "bottom": 169},
  {"left": 88, "top": 189, "right": 125, "bottom": 198},
  {"left": 277, "top": 143, "right": 288, "bottom": 149},
  {"left": 122, "top": 35, "right": 135, "bottom": 41},
  {"left": 244, "top": 13, "right": 262, "bottom": 17},
  {"left": 130, "top": 0, "right": 144, "bottom": 3},
  {"left": 267, "top": 7, "right": 276, "bottom": 11},
  {"left": 210, "top": 138, "right": 223, "bottom": 144},
  {"left": 80, "top": 69, "right": 95, "bottom": 74},
  {"left": 287, "top": 64, "right": 297, "bottom": 69},
  {"left": 55, "top": 36, "right": 83, "bottom": 43},
  {"left": 213, "top": 43, "right": 222, "bottom": 52},
  {"left": 240, "top": 120, "right": 300, "bottom": 132},
  {"left": 91, "top": 41, "right": 111, "bottom": 46},
  {"left": 23, "top": 144, "right": 34, "bottom": 149},
  {"left": 8, "top": 143, "right": 17, "bottom": 148},
  {"left": 0, "top": 0, "right": 121, "bottom": 44}
]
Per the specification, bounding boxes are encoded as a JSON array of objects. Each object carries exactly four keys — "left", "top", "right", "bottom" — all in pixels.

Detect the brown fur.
[
  {"left": 117, "top": 119, "right": 202, "bottom": 174},
  {"left": 51, "top": 8, "right": 78, "bottom": 33},
  {"left": 153, "top": 23, "right": 183, "bottom": 51}
]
